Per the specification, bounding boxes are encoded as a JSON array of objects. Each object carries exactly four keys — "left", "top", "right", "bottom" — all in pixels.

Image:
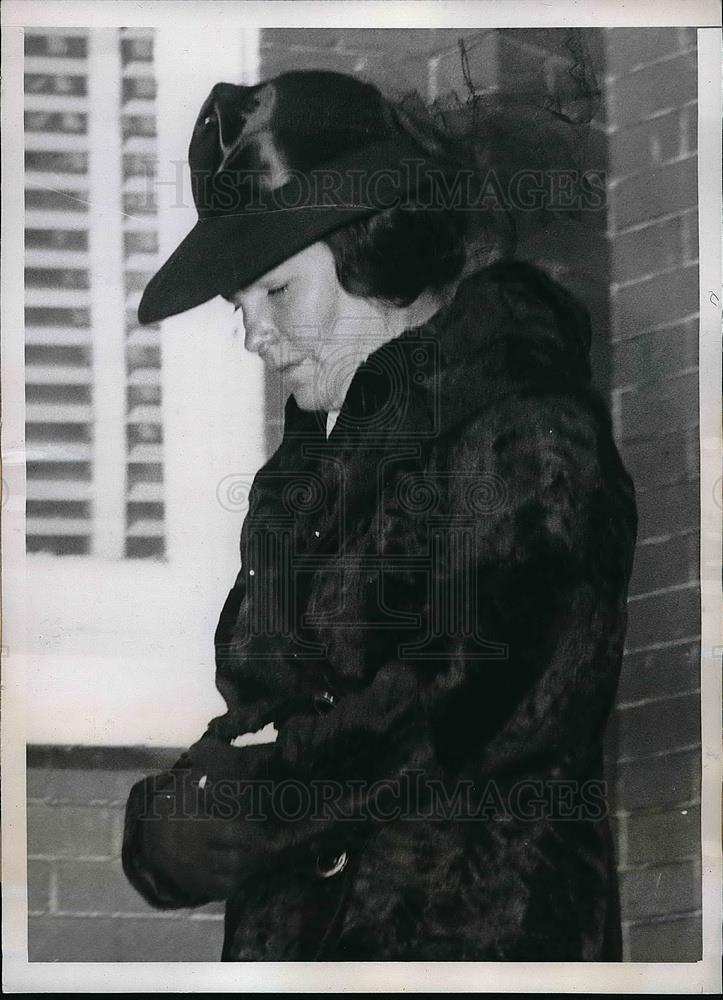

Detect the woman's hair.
[
  {"left": 320, "top": 85, "right": 518, "bottom": 307},
  {"left": 321, "top": 206, "right": 469, "bottom": 308}
]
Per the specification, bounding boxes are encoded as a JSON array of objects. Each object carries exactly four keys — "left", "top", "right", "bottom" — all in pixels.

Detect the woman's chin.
[{"left": 291, "top": 381, "right": 333, "bottom": 412}]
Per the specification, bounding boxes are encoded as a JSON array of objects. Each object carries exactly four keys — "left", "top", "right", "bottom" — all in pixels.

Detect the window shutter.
[
  {"left": 25, "top": 29, "right": 93, "bottom": 556},
  {"left": 120, "top": 28, "right": 165, "bottom": 559},
  {"left": 24, "top": 28, "right": 166, "bottom": 559}
]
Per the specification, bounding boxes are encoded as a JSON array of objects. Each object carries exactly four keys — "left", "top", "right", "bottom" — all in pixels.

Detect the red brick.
[
  {"left": 677, "top": 28, "right": 698, "bottom": 50},
  {"left": 338, "top": 29, "right": 458, "bottom": 55},
  {"left": 627, "top": 533, "right": 698, "bottom": 598},
  {"left": 608, "top": 52, "right": 697, "bottom": 129},
  {"left": 617, "top": 640, "right": 700, "bottom": 705},
  {"left": 612, "top": 157, "right": 698, "bottom": 232},
  {"left": 611, "top": 215, "right": 685, "bottom": 285},
  {"left": 628, "top": 913, "right": 702, "bottom": 962},
  {"left": 510, "top": 28, "right": 605, "bottom": 72},
  {"left": 612, "top": 319, "right": 698, "bottom": 389},
  {"left": 27, "top": 802, "right": 115, "bottom": 859},
  {"left": 681, "top": 207, "right": 699, "bottom": 262},
  {"left": 626, "top": 804, "right": 700, "bottom": 866},
  {"left": 56, "top": 858, "right": 156, "bottom": 915},
  {"left": 609, "top": 109, "right": 686, "bottom": 179},
  {"left": 622, "top": 428, "right": 696, "bottom": 489},
  {"left": 605, "top": 27, "right": 691, "bottom": 79},
  {"left": 260, "top": 44, "right": 433, "bottom": 101},
  {"left": 618, "top": 691, "right": 701, "bottom": 759},
  {"left": 612, "top": 263, "right": 699, "bottom": 338},
  {"left": 27, "top": 859, "right": 52, "bottom": 913},
  {"left": 624, "top": 581, "right": 700, "bottom": 650},
  {"left": 616, "top": 747, "right": 700, "bottom": 812},
  {"left": 634, "top": 480, "right": 699, "bottom": 540},
  {"left": 619, "top": 371, "right": 699, "bottom": 439},
  {"left": 28, "top": 913, "right": 224, "bottom": 962},
  {"left": 683, "top": 102, "right": 698, "bottom": 156},
  {"left": 346, "top": 52, "right": 432, "bottom": 102},
  {"left": 260, "top": 29, "right": 343, "bottom": 51},
  {"left": 121, "top": 913, "right": 225, "bottom": 961},
  {"left": 620, "top": 859, "right": 700, "bottom": 921},
  {"left": 259, "top": 47, "right": 373, "bottom": 80},
  {"left": 26, "top": 767, "right": 147, "bottom": 805}
]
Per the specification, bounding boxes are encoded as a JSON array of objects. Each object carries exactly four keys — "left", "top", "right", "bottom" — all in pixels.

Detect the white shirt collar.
[{"left": 326, "top": 410, "right": 340, "bottom": 438}]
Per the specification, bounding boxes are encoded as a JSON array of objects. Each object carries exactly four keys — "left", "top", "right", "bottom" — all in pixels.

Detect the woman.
[{"left": 122, "top": 68, "right": 638, "bottom": 961}]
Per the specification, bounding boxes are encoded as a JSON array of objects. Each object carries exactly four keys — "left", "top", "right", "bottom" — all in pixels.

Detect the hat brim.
[
  {"left": 138, "top": 134, "right": 466, "bottom": 325},
  {"left": 137, "top": 203, "right": 382, "bottom": 325}
]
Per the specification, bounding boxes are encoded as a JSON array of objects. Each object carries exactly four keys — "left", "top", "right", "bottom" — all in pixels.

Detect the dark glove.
[{"left": 122, "top": 734, "right": 275, "bottom": 908}]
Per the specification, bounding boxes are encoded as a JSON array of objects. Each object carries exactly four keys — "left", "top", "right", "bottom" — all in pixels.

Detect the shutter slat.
[
  {"left": 127, "top": 367, "right": 161, "bottom": 386},
  {"left": 120, "top": 98, "right": 157, "bottom": 116},
  {"left": 31, "top": 442, "right": 92, "bottom": 460},
  {"left": 26, "top": 517, "right": 91, "bottom": 535},
  {"left": 25, "top": 326, "right": 92, "bottom": 346},
  {"left": 121, "top": 214, "right": 156, "bottom": 231},
  {"left": 127, "top": 405, "right": 162, "bottom": 424},
  {"left": 127, "top": 481, "right": 163, "bottom": 501},
  {"left": 26, "top": 248, "right": 89, "bottom": 267},
  {"left": 127, "top": 443, "right": 163, "bottom": 462},
  {"left": 26, "top": 403, "right": 92, "bottom": 422},
  {"left": 122, "top": 60, "right": 154, "bottom": 76},
  {"left": 23, "top": 55, "right": 89, "bottom": 74},
  {"left": 126, "top": 327, "right": 159, "bottom": 347},
  {"left": 24, "top": 94, "right": 89, "bottom": 112},
  {"left": 126, "top": 518, "right": 164, "bottom": 537},
  {"left": 25, "top": 287, "right": 91, "bottom": 307},
  {"left": 25, "top": 210, "right": 89, "bottom": 229},
  {"left": 24, "top": 131, "right": 88, "bottom": 151},
  {"left": 26, "top": 364, "right": 93, "bottom": 385},
  {"left": 122, "top": 175, "right": 154, "bottom": 194},
  {"left": 124, "top": 252, "right": 158, "bottom": 271},
  {"left": 25, "top": 165, "right": 88, "bottom": 183},
  {"left": 27, "top": 480, "right": 92, "bottom": 500},
  {"left": 122, "top": 135, "right": 157, "bottom": 155}
]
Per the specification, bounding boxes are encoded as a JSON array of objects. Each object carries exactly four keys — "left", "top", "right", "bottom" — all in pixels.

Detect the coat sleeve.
[{"left": 223, "top": 387, "right": 638, "bottom": 860}]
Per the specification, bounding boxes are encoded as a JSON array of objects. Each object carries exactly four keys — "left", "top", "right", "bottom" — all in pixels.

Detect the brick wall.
[
  {"left": 603, "top": 27, "right": 701, "bottom": 962},
  {"left": 26, "top": 27, "right": 701, "bottom": 964},
  {"left": 27, "top": 747, "right": 225, "bottom": 961}
]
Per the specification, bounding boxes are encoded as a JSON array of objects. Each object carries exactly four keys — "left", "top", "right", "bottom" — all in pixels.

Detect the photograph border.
[{"left": 2, "top": 1, "right": 721, "bottom": 992}]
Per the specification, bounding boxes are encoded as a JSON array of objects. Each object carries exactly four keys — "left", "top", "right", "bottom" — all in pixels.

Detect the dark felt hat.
[{"left": 138, "top": 70, "right": 453, "bottom": 325}]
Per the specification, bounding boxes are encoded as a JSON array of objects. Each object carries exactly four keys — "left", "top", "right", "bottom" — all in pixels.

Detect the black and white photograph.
[{"left": 1, "top": 0, "right": 721, "bottom": 992}]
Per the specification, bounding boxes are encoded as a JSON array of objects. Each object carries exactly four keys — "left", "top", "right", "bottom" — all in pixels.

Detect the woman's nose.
[
  {"left": 233, "top": 305, "right": 274, "bottom": 356},
  {"left": 243, "top": 318, "right": 275, "bottom": 356}
]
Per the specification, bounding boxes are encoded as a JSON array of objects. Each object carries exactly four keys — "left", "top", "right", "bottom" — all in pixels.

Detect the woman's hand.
[{"left": 123, "top": 736, "right": 275, "bottom": 906}]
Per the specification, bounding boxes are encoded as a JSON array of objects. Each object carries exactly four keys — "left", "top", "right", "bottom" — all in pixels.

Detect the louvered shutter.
[
  {"left": 121, "top": 28, "right": 165, "bottom": 558},
  {"left": 24, "top": 27, "right": 165, "bottom": 559},
  {"left": 24, "top": 29, "right": 93, "bottom": 555}
]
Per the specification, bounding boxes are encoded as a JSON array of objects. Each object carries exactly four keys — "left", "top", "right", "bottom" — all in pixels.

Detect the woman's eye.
[{"left": 268, "top": 283, "right": 289, "bottom": 298}]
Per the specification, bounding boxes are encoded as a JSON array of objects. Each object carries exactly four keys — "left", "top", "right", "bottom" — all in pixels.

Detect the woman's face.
[{"left": 227, "top": 241, "right": 384, "bottom": 412}]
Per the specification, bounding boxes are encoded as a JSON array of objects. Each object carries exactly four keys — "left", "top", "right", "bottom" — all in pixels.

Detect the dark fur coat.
[{"left": 123, "top": 260, "right": 638, "bottom": 961}]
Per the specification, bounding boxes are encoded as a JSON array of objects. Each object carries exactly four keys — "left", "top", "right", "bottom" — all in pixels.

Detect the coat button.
[
  {"left": 313, "top": 690, "right": 335, "bottom": 715},
  {"left": 315, "top": 850, "right": 348, "bottom": 879}
]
